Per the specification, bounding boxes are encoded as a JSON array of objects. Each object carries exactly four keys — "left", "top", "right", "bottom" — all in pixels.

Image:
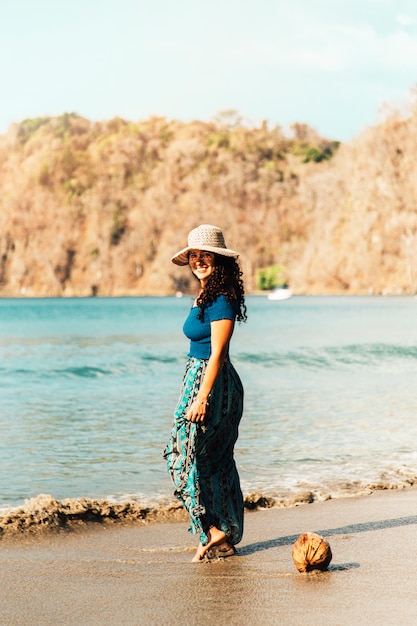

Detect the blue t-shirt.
[{"left": 183, "top": 294, "right": 237, "bottom": 359}]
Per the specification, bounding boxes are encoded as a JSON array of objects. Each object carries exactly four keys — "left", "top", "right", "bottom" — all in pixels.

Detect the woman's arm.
[{"left": 186, "top": 318, "right": 235, "bottom": 423}]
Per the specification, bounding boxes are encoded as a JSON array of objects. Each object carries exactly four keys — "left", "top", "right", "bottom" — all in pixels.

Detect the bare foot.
[
  {"left": 212, "top": 541, "right": 234, "bottom": 552},
  {"left": 191, "top": 526, "right": 227, "bottom": 562},
  {"left": 191, "top": 542, "right": 206, "bottom": 562}
]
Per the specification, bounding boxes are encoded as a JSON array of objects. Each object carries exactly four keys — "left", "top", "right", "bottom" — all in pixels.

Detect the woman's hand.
[
  {"left": 186, "top": 398, "right": 208, "bottom": 423},
  {"left": 185, "top": 318, "right": 234, "bottom": 423}
]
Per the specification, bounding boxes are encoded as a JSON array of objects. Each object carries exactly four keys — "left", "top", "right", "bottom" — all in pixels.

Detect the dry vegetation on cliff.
[
  {"left": 292, "top": 102, "right": 417, "bottom": 294},
  {"left": 0, "top": 106, "right": 415, "bottom": 297}
]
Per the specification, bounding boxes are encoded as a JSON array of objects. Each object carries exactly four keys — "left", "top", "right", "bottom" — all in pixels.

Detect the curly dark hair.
[{"left": 192, "top": 254, "right": 247, "bottom": 322}]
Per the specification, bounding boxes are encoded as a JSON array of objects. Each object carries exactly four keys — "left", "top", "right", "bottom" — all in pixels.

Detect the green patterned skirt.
[{"left": 163, "top": 357, "right": 244, "bottom": 547}]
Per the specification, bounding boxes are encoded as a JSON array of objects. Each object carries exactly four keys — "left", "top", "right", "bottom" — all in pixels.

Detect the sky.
[{"left": 1, "top": 0, "right": 417, "bottom": 141}]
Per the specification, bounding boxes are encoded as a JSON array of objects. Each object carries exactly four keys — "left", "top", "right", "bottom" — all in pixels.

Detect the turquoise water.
[{"left": 1, "top": 295, "right": 417, "bottom": 509}]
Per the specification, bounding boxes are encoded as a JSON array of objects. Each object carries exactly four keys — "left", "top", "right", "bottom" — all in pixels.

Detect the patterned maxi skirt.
[{"left": 163, "top": 357, "right": 244, "bottom": 547}]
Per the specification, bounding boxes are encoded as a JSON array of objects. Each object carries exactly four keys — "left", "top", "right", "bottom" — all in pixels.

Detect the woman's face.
[{"left": 188, "top": 250, "right": 215, "bottom": 285}]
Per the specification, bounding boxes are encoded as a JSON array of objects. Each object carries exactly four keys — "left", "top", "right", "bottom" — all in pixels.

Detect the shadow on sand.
[{"left": 239, "top": 513, "right": 417, "bottom": 567}]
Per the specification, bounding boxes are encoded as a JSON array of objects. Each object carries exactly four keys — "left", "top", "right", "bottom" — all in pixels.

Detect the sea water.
[{"left": 1, "top": 295, "right": 417, "bottom": 510}]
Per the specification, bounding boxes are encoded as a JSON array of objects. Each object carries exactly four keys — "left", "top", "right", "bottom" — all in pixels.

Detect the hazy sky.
[{"left": 1, "top": 0, "right": 417, "bottom": 140}]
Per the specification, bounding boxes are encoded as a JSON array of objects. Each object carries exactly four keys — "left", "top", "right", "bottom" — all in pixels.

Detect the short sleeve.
[{"left": 207, "top": 295, "right": 237, "bottom": 322}]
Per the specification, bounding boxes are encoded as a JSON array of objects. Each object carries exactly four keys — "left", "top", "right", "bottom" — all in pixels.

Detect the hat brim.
[{"left": 171, "top": 245, "right": 239, "bottom": 266}]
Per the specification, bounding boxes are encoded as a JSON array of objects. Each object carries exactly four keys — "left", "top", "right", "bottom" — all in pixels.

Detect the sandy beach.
[{"left": 1, "top": 488, "right": 417, "bottom": 625}]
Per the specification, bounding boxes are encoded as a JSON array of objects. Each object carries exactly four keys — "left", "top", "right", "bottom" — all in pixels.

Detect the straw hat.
[{"left": 171, "top": 224, "right": 239, "bottom": 266}]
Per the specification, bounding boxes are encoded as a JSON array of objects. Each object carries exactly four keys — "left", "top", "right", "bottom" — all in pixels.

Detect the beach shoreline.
[
  {"left": 0, "top": 483, "right": 409, "bottom": 538},
  {"left": 1, "top": 486, "right": 417, "bottom": 624}
]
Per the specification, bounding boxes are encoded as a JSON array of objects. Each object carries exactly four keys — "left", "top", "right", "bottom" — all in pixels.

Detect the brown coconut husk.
[{"left": 292, "top": 532, "right": 332, "bottom": 572}]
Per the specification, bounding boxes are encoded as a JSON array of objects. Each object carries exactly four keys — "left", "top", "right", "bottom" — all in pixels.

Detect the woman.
[{"left": 164, "top": 224, "right": 247, "bottom": 562}]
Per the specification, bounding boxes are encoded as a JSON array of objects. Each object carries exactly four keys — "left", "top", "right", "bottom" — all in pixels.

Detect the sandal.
[{"left": 206, "top": 543, "right": 236, "bottom": 559}]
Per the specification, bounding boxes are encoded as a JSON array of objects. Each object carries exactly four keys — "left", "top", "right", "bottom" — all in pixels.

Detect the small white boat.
[{"left": 267, "top": 287, "right": 293, "bottom": 301}]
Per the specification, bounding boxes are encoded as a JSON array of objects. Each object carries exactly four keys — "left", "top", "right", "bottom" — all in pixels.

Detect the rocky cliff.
[{"left": 0, "top": 109, "right": 415, "bottom": 297}]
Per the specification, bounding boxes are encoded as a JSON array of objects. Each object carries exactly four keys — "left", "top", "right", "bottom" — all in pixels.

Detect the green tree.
[{"left": 257, "top": 264, "right": 285, "bottom": 290}]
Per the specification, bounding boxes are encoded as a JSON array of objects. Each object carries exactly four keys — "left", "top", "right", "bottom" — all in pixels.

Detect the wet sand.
[{"left": 1, "top": 488, "right": 417, "bottom": 625}]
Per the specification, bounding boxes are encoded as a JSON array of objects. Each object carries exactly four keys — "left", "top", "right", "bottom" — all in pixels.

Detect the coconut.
[{"left": 292, "top": 532, "right": 332, "bottom": 572}]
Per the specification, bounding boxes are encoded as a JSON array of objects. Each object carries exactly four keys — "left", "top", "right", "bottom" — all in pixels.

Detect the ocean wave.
[
  {"left": 238, "top": 343, "right": 417, "bottom": 370},
  {"left": 2, "top": 476, "right": 417, "bottom": 538},
  {"left": 63, "top": 366, "right": 111, "bottom": 378},
  {"left": 0, "top": 355, "right": 183, "bottom": 380},
  {"left": 0, "top": 366, "right": 111, "bottom": 379}
]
